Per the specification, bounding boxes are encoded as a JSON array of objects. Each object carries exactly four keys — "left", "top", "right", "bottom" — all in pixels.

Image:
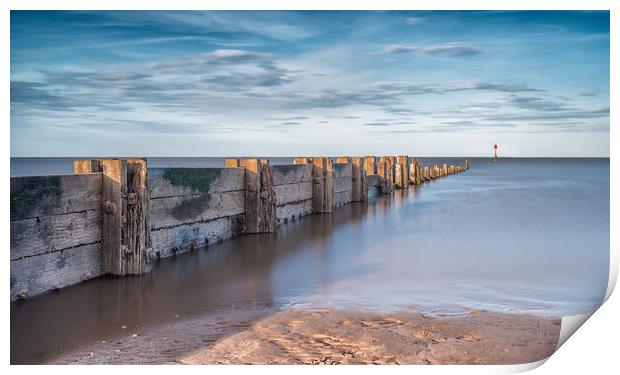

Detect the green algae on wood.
[
  {"left": 10, "top": 176, "right": 62, "bottom": 220},
  {"left": 162, "top": 168, "right": 221, "bottom": 193}
]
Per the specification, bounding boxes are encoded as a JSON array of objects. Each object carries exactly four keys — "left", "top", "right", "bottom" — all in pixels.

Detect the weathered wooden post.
[
  {"left": 312, "top": 157, "right": 334, "bottom": 213},
  {"left": 434, "top": 164, "right": 440, "bottom": 179},
  {"left": 423, "top": 166, "right": 430, "bottom": 181},
  {"left": 73, "top": 158, "right": 153, "bottom": 276},
  {"left": 336, "top": 157, "right": 350, "bottom": 164},
  {"left": 351, "top": 156, "right": 367, "bottom": 202},
  {"left": 294, "top": 157, "right": 334, "bottom": 213},
  {"left": 377, "top": 156, "right": 394, "bottom": 194},
  {"left": 227, "top": 158, "right": 277, "bottom": 233},
  {"left": 387, "top": 156, "right": 396, "bottom": 186},
  {"left": 465, "top": 159, "right": 469, "bottom": 170},
  {"left": 417, "top": 159, "right": 423, "bottom": 185},
  {"left": 395, "top": 155, "right": 409, "bottom": 189},
  {"left": 449, "top": 165, "right": 455, "bottom": 175},
  {"left": 225, "top": 159, "right": 240, "bottom": 168},
  {"left": 429, "top": 166, "right": 436, "bottom": 179},
  {"left": 442, "top": 164, "right": 448, "bottom": 177},
  {"left": 363, "top": 156, "right": 376, "bottom": 176}
]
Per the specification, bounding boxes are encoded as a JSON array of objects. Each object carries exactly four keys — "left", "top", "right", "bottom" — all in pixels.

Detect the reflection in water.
[{"left": 10, "top": 158, "right": 609, "bottom": 364}]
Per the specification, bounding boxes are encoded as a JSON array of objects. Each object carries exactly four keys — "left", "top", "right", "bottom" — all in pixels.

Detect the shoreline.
[{"left": 43, "top": 307, "right": 561, "bottom": 365}]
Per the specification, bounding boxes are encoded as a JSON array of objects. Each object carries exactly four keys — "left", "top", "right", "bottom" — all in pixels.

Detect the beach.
[{"left": 47, "top": 307, "right": 560, "bottom": 365}]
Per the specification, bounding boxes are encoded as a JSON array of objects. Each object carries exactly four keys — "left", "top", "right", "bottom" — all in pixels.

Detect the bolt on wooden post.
[
  {"left": 227, "top": 158, "right": 277, "bottom": 233},
  {"left": 73, "top": 158, "right": 153, "bottom": 276}
]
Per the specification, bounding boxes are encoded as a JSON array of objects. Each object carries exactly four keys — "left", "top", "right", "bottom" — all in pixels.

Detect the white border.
[{"left": 3, "top": 1, "right": 617, "bottom": 374}]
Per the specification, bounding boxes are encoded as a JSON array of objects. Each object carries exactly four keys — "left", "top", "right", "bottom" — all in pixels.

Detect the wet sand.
[{"left": 48, "top": 307, "right": 560, "bottom": 365}]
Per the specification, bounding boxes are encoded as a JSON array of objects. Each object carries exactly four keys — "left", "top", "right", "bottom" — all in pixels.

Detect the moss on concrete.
[
  {"left": 163, "top": 168, "right": 221, "bottom": 193},
  {"left": 10, "top": 176, "right": 62, "bottom": 219}
]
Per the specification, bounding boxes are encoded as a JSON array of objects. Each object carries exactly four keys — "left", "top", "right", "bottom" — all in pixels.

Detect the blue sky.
[{"left": 10, "top": 11, "right": 609, "bottom": 157}]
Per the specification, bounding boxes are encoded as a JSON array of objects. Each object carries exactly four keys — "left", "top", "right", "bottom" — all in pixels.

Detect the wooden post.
[
  {"left": 415, "top": 159, "right": 422, "bottom": 185},
  {"left": 351, "top": 157, "right": 367, "bottom": 202},
  {"left": 363, "top": 156, "right": 376, "bottom": 176},
  {"left": 423, "top": 166, "right": 430, "bottom": 181},
  {"left": 233, "top": 158, "right": 277, "bottom": 233},
  {"left": 74, "top": 158, "right": 154, "bottom": 276},
  {"left": 385, "top": 156, "right": 396, "bottom": 187},
  {"left": 442, "top": 164, "right": 448, "bottom": 177},
  {"left": 336, "top": 157, "right": 350, "bottom": 164},
  {"left": 74, "top": 159, "right": 102, "bottom": 174},
  {"left": 295, "top": 157, "right": 334, "bottom": 213},
  {"left": 294, "top": 157, "right": 313, "bottom": 164},
  {"left": 449, "top": 165, "right": 455, "bottom": 175},
  {"left": 465, "top": 159, "right": 469, "bottom": 170},
  {"left": 225, "top": 159, "right": 240, "bottom": 168},
  {"left": 395, "top": 155, "right": 409, "bottom": 189},
  {"left": 434, "top": 164, "right": 440, "bottom": 179},
  {"left": 312, "top": 157, "right": 333, "bottom": 213},
  {"left": 377, "top": 157, "right": 393, "bottom": 194},
  {"left": 124, "top": 159, "right": 151, "bottom": 275}
]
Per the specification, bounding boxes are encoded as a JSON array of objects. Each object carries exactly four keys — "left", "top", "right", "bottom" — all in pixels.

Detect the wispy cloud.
[{"left": 377, "top": 42, "right": 483, "bottom": 57}]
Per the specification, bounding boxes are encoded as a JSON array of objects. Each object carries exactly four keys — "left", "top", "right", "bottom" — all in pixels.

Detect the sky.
[{"left": 10, "top": 11, "right": 610, "bottom": 157}]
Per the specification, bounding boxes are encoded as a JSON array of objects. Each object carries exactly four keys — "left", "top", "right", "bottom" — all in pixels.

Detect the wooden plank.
[
  {"left": 366, "top": 174, "right": 379, "bottom": 188},
  {"left": 274, "top": 181, "right": 313, "bottom": 206},
  {"left": 148, "top": 168, "right": 245, "bottom": 198},
  {"left": 10, "top": 209, "right": 102, "bottom": 261},
  {"left": 334, "top": 190, "right": 352, "bottom": 207},
  {"left": 272, "top": 164, "right": 313, "bottom": 186},
  {"left": 334, "top": 163, "right": 352, "bottom": 178},
  {"left": 10, "top": 174, "right": 102, "bottom": 220},
  {"left": 150, "top": 191, "right": 246, "bottom": 229},
  {"left": 334, "top": 176, "right": 352, "bottom": 193},
  {"left": 150, "top": 215, "right": 244, "bottom": 259},
  {"left": 10, "top": 243, "right": 102, "bottom": 301},
  {"left": 276, "top": 199, "right": 313, "bottom": 224}
]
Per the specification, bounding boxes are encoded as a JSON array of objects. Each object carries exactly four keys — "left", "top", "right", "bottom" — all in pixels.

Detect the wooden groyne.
[{"left": 10, "top": 156, "right": 469, "bottom": 300}]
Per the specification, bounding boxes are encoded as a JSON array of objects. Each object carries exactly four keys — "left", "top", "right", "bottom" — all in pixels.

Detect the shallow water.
[{"left": 10, "top": 157, "right": 609, "bottom": 363}]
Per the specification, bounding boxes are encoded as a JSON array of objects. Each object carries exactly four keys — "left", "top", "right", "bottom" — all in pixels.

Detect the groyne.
[{"left": 10, "top": 156, "right": 468, "bottom": 301}]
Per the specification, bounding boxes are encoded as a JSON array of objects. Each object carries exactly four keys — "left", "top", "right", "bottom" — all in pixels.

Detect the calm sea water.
[{"left": 10, "top": 157, "right": 610, "bottom": 363}]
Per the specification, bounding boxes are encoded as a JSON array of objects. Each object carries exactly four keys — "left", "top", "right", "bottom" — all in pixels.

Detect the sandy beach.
[{"left": 48, "top": 307, "right": 560, "bottom": 365}]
